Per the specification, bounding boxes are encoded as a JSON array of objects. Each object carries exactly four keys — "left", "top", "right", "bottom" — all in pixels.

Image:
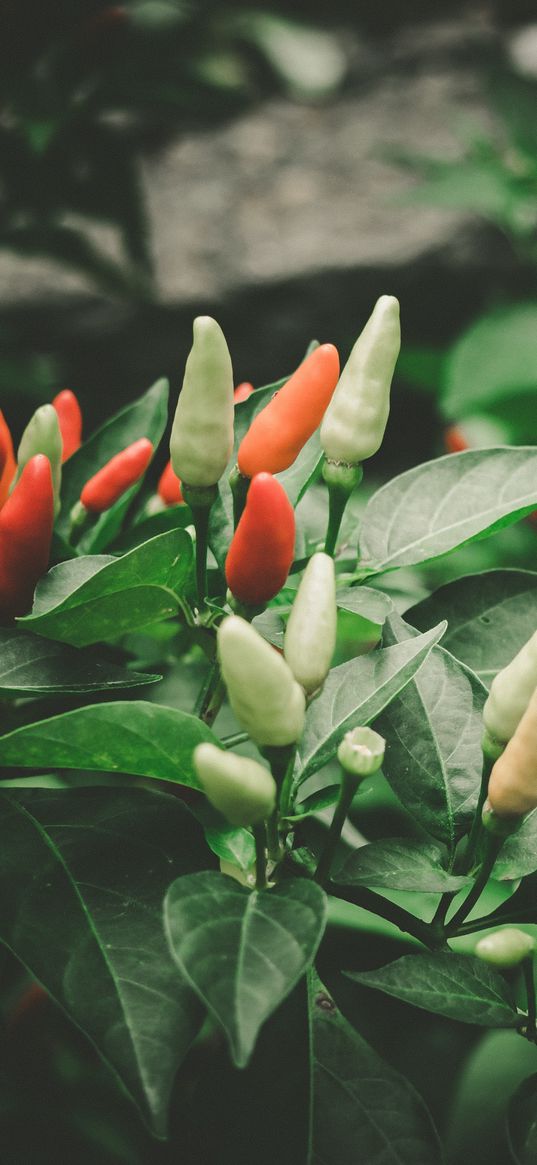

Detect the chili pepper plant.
[{"left": 2, "top": 301, "right": 537, "bottom": 1164}]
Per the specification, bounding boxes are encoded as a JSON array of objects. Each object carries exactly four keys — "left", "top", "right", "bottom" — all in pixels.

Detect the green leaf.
[
  {"left": 359, "top": 448, "right": 537, "bottom": 574},
  {"left": 374, "top": 615, "right": 486, "bottom": 850},
  {"left": 495, "top": 811, "right": 537, "bottom": 881},
  {"left": 57, "top": 378, "right": 169, "bottom": 549},
  {"left": 0, "top": 627, "right": 160, "bottom": 695},
  {"left": 335, "top": 585, "right": 393, "bottom": 625},
  {"left": 193, "top": 801, "right": 257, "bottom": 872},
  {"left": 164, "top": 870, "right": 326, "bottom": 1067},
  {"left": 349, "top": 953, "right": 520, "bottom": 1028},
  {"left": 19, "top": 530, "right": 193, "bottom": 647},
  {"left": 444, "top": 304, "right": 537, "bottom": 419},
  {"left": 334, "top": 839, "right": 471, "bottom": 893},
  {"left": 111, "top": 504, "right": 193, "bottom": 554},
  {"left": 0, "top": 701, "right": 217, "bottom": 788},
  {"left": 407, "top": 569, "right": 537, "bottom": 686},
  {"left": 295, "top": 621, "right": 446, "bottom": 786},
  {"left": 310, "top": 973, "right": 442, "bottom": 1164},
  {"left": 0, "top": 788, "right": 210, "bottom": 1134},
  {"left": 507, "top": 1074, "right": 537, "bottom": 1165}
]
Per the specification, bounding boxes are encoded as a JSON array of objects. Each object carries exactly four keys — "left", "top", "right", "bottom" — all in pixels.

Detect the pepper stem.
[
  {"left": 314, "top": 772, "right": 358, "bottom": 886},
  {"left": 462, "top": 752, "right": 495, "bottom": 873},
  {"left": 322, "top": 460, "right": 363, "bottom": 558},
  {"left": 253, "top": 823, "right": 268, "bottom": 890},
  {"left": 446, "top": 831, "right": 504, "bottom": 935},
  {"left": 229, "top": 464, "right": 250, "bottom": 528},
  {"left": 181, "top": 482, "right": 218, "bottom": 607}
]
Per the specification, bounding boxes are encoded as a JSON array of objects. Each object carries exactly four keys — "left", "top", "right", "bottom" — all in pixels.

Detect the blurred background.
[{"left": 2, "top": 2, "right": 537, "bottom": 1162}]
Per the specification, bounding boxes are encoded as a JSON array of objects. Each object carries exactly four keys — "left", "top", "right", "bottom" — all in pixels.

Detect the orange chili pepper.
[
  {"left": 158, "top": 459, "right": 184, "bottom": 506},
  {"left": 237, "top": 344, "right": 339, "bottom": 478},
  {"left": 225, "top": 472, "right": 295, "bottom": 606},
  {"left": 52, "top": 390, "right": 83, "bottom": 461}
]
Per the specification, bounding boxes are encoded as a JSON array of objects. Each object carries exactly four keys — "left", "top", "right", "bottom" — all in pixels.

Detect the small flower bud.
[{"left": 337, "top": 727, "right": 385, "bottom": 779}]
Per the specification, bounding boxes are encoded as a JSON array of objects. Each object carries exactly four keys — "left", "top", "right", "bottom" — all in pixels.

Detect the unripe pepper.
[
  {"left": 225, "top": 473, "right": 295, "bottom": 606},
  {"left": 475, "top": 927, "right": 535, "bottom": 969},
  {"left": 170, "top": 316, "right": 234, "bottom": 488},
  {"left": 17, "top": 404, "right": 62, "bottom": 517},
  {"left": 52, "top": 389, "right": 83, "bottom": 461},
  {"left": 237, "top": 343, "right": 340, "bottom": 478},
  {"left": 80, "top": 438, "right": 153, "bottom": 513},
  {"left": 320, "top": 296, "right": 400, "bottom": 465},
  {"left": 193, "top": 743, "right": 277, "bottom": 827},
  {"left": 0, "top": 411, "right": 16, "bottom": 508},
  {"left": 283, "top": 552, "right": 336, "bottom": 695},
  {"left": 234, "top": 382, "right": 254, "bottom": 404},
  {"left": 217, "top": 615, "right": 306, "bottom": 747},
  {"left": 0, "top": 455, "right": 54, "bottom": 620},
  {"left": 483, "top": 630, "right": 537, "bottom": 748},
  {"left": 487, "top": 685, "right": 537, "bottom": 818},
  {"left": 158, "top": 460, "right": 184, "bottom": 506}
]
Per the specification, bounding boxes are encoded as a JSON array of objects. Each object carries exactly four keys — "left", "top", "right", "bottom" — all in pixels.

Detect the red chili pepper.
[
  {"left": 52, "top": 390, "right": 83, "bottom": 461},
  {"left": 80, "top": 438, "right": 153, "bottom": 513},
  {"left": 234, "top": 382, "right": 254, "bottom": 404},
  {"left": 237, "top": 344, "right": 340, "bottom": 478},
  {"left": 0, "top": 454, "right": 54, "bottom": 620},
  {"left": 225, "top": 472, "right": 295, "bottom": 606},
  {"left": 158, "top": 459, "right": 184, "bottom": 506},
  {"left": 0, "top": 410, "right": 16, "bottom": 509}
]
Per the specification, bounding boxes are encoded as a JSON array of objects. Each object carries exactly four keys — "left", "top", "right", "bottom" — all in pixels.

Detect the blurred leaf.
[
  {"left": 0, "top": 788, "right": 210, "bottom": 1135},
  {"left": 495, "top": 810, "right": 537, "bottom": 881},
  {"left": 507, "top": 1074, "right": 537, "bottom": 1165},
  {"left": 443, "top": 304, "right": 537, "bottom": 420}
]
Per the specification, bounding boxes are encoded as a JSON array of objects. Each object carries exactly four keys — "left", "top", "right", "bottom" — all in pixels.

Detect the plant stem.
[
  {"left": 315, "top": 774, "right": 357, "bottom": 885},
  {"left": 455, "top": 909, "right": 537, "bottom": 937},
  {"left": 181, "top": 483, "right": 218, "bottom": 608},
  {"left": 221, "top": 731, "right": 249, "bottom": 749},
  {"left": 194, "top": 658, "right": 225, "bottom": 725},
  {"left": 277, "top": 747, "right": 299, "bottom": 818},
  {"left": 327, "top": 882, "right": 441, "bottom": 951},
  {"left": 462, "top": 753, "right": 495, "bottom": 873},
  {"left": 191, "top": 503, "right": 211, "bottom": 607},
  {"left": 266, "top": 807, "right": 282, "bottom": 862},
  {"left": 446, "top": 832, "right": 503, "bottom": 935},
  {"left": 430, "top": 891, "right": 457, "bottom": 933},
  {"left": 323, "top": 484, "right": 350, "bottom": 558},
  {"left": 522, "top": 957, "right": 537, "bottom": 1042},
  {"left": 253, "top": 823, "right": 267, "bottom": 890},
  {"left": 229, "top": 464, "right": 250, "bottom": 528}
]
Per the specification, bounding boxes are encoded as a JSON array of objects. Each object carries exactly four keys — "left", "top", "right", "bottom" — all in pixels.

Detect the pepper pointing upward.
[{"left": 237, "top": 343, "right": 339, "bottom": 478}]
